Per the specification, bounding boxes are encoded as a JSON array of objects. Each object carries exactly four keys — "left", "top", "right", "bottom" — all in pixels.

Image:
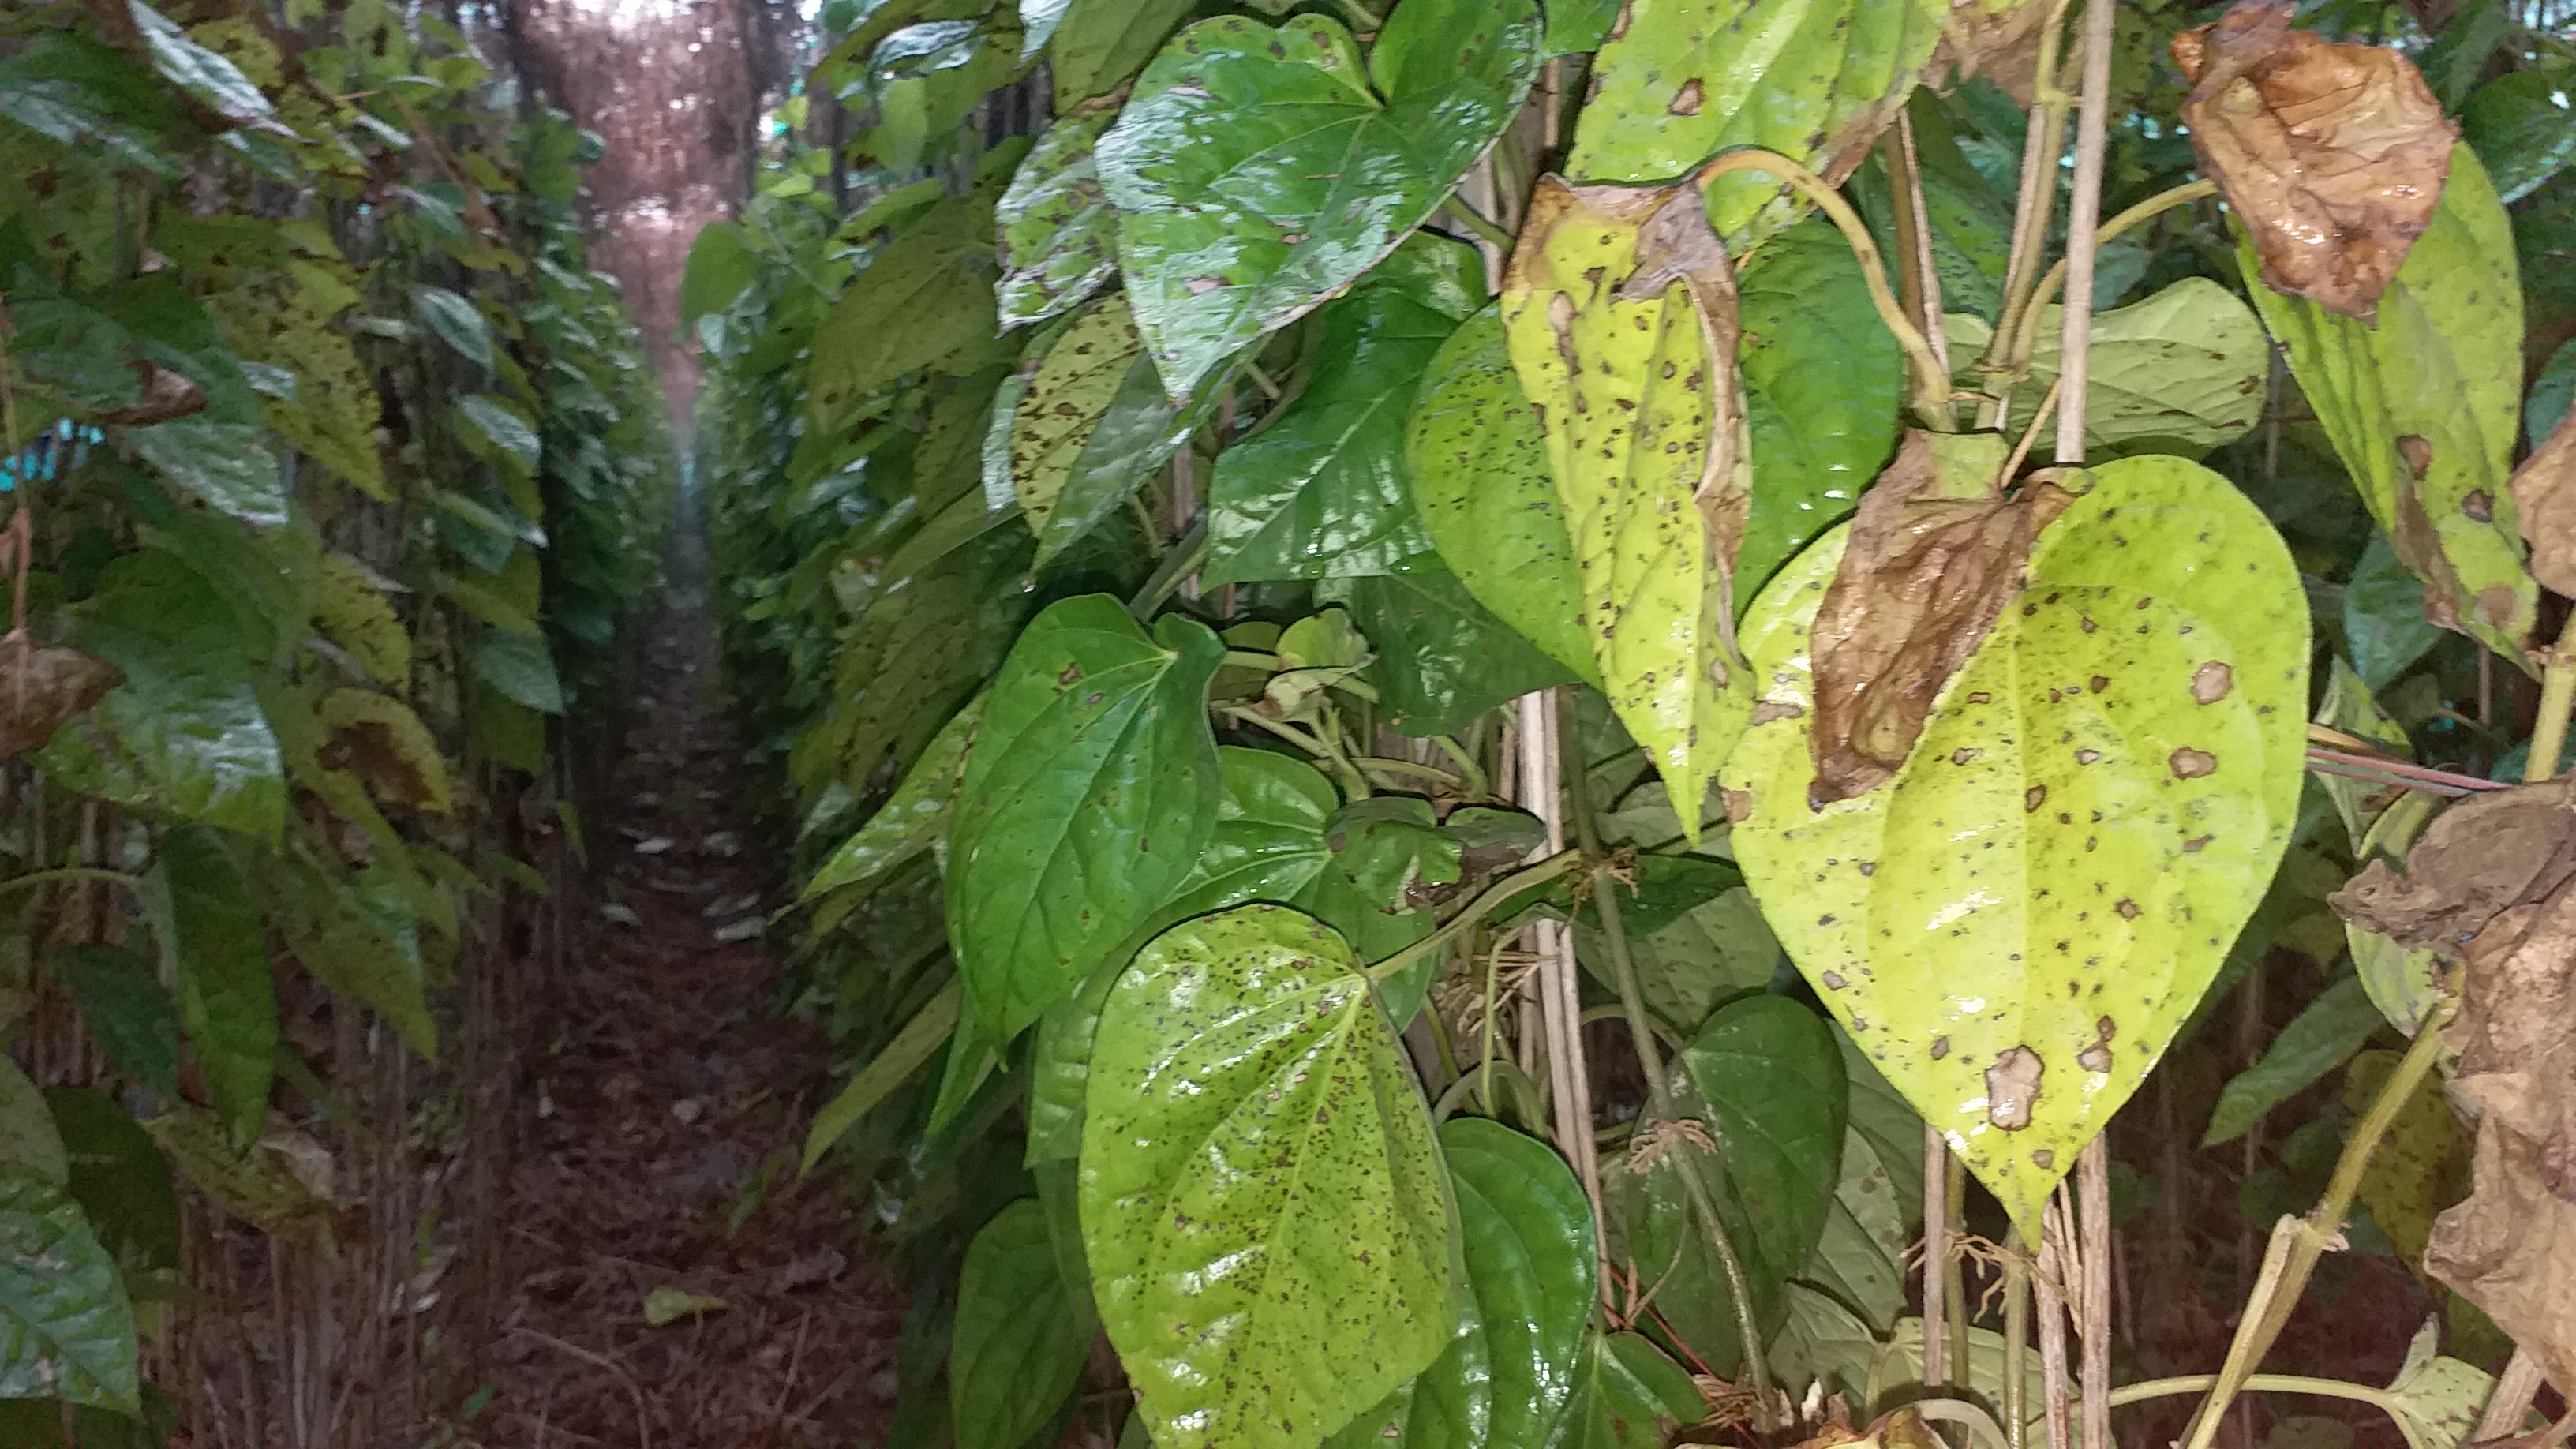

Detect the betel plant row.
[
  {"left": 694, "top": 0, "right": 2576, "bottom": 1446},
  {"left": 0, "top": 0, "right": 672, "bottom": 1436}
]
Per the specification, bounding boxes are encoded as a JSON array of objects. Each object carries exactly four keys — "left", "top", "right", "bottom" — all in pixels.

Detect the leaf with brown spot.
[
  {"left": 0, "top": 633, "right": 118, "bottom": 762},
  {"left": 316, "top": 687, "right": 452, "bottom": 815},
  {"left": 2509, "top": 397, "right": 2576, "bottom": 598},
  {"left": 2172, "top": 0, "right": 2457, "bottom": 320},
  {"left": 1806, "top": 430, "right": 2070, "bottom": 804}
]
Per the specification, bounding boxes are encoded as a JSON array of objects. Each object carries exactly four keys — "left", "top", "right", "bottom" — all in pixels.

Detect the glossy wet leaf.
[
  {"left": 52, "top": 945, "right": 179, "bottom": 1095},
  {"left": 1324, "top": 570, "right": 1576, "bottom": 736},
  {"left": 1327, "top": 1118, "right": 1597, "bottom": 1449},
  {"left": 1735, "top": 218, "right": 1903, "bottom": 605},
  {"left": 1566, "top": 0, "right": 1947, "bottom": 244},
  {"left": 1099, "top": 1, "right": 1540, "bottom": 399},
  {"left": 947, "top": 595, "right": 1224, "bottom": 1038},
  {"left": 154, "top": 825, "right": 275, "bottom": 1146},
  {"left": 1047, "top": 0, "right": 1193, "bottom": 108},
  {"left": 2461, "top": 66, "right": 2576, "bottom": 207},
  {"left": 1945, "top": 279, "right": 2271, "bottom": 459},
  {"left": 456, "top": 395, "right": 541, "bottom": 475},
  {"left": 1502, "top": 178, "right": 1755, "bottom": 828},
  {"left": 1202, "top": 279, "right": 1457, "bottom": 584},
  {"left": 1082, "top": 904, "right": 1455, "bottom": 1449},
  {"left": 1403, "top": 305, "right": 1597, "bottom": 683},
  {"left": 803, "top": 695, "right": 983, "bottom": 904},
  {"left": 131, "top": 0, "right": 271, "bottom": 125},
  {"left": 952, "top": 1199, "right": 1096, "bottom": 1449},
  {"left": 1010, "top": 298, "right": 1145, "bottom": 539},
  {"left": 1726, "top": 455, "right": 2310, "bottom": 1234},
  {"left": 0, "top": 1170, "right": 137, "bottom": 1415},
  {"left": 1610, "top": 994, "right": 1844, "bottom": 1374},
  {"left": 1024, "top": 961, "right": 1117, "bottom": 1165},
  {"left": 997, "top": 110, "right": 1118, "bottom": 328},
  {"left": 2241, "top": 145, "right": 2533, "bottom": 664}
]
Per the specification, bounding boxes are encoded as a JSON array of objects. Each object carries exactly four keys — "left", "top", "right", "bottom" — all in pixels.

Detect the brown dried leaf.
[
  {"left": 2329, "top": 777, "right": 2576, "bottom": 954},
  {"left": 1930, "top": 0, "right": 2053, "bottom": 104},
  {"left": 2425, "top": 1104, "right": 2576, "bottom": 1390},
  {"left": 1807, "top": 432, "right": 2071, "bottom": 803},
  {"left": 1788, "top": 1406, "right": 1947, "bottom": 1449},
  {"left": 2509, "top": 403, "right": 2576, "bottom": 598},
  {"left": 1614, "top": 179, "right": 1754, "bottom": 578},
  {"left": 2171, "top": 1, "right": 2457, "bottom": 320},
  {"left": 94, "top": 358, "right": 208, "bottom": 427},
  {"left": 0, "top": 631, "right": 119, "bottom": 761}
]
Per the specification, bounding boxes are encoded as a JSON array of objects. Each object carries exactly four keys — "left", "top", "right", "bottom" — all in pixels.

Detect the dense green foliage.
[
  {"left": 728, "top": 0, "right": 2574, "bottom": 1444},
  {"left": 0, "top": 0, "right": 671, "bottom": 1428}
]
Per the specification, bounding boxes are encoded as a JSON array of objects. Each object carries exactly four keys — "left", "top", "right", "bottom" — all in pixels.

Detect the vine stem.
[
  {"left": 1976, "top": 0, "right": 2076, "bottom": 432},
  {"left": 1442, "top": 193, "right": 1516, "bottom": 254},
  {"left": 0, "top": 866, "right": 144, "bottom": 899},
  {"left": 2524, "top": 613, "right": 2576, "bottom": 780},
  {"left": 1694, "top": 149, "right": 1953, "bottom": 429},
  {"left": 2009, "top": 182, "right": 2219, "bottom": 371},
  {"left": 2177, "top": 1000, "right": 2461, "bottom": 1449},
  {"left": 2112, "top": 1370, "right": 2574, "bottom": 1448},
  {"left": 1364, "top": 848, "right": 1580, "bottom": 985}
]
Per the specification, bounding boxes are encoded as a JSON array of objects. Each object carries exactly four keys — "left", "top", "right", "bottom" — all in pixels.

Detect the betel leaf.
[
  {"left": 2202, "top": 974, "right": 2385, "bottom": 1147},
  {"left": 1324, "top": 569, "right": 1578, "bottom": 736},
  {"left": 456, "top": 395, "right": 541, "bottom": 475},
  {"left": 680, "top": 219, "right": 758, "bottom": 328},
  {"left": 126, "top": 418, "right": 286, "bottom": 526},
  {"left": 1574, "top": 879, "right": 1778, "bottom": 1035},
  {"left": 154, "top": 824, "right": 275, "bottom": 1146},
  {"left": 947, "top": 595, "right": 1224, "bottom": 1038},
  {"left": 1502, "top": 177, "right": 1754, "bottom": 836},
  {"left": 2243, "top": 145, "right": 2535, "bottom": 665},
  {"left": 1327, "top": 1118, "right": 1597, "bottom": 1448},
  {"left": 410, "top": 286, "right": 492, "bottom": 369},
  {"left": 467, "top": 627, "right": 564, "bottom": 715},
  {"left": 1048, "top": 0, "right": 1193, "bottom": 109},
  {"left": 951, "top": 1199, "right": 1097, "bottom": 1449},
  {"left": 806, "top": 192, "right": 1002, "bottom": 432},
  {"left": 1945, "top": 279, "right": 2270, "bottom": 460},
  {"left": 45, "top": 1089, "right": 180, "bottom": 1279},
  {"left": 316, "top": 553, "right": 411, "bottom": 691},
  {"left": 1735, "top": 218, "right": 1903, "bottom": 606},
  {"left": 0, "top": 1058, "right": 66, "bottom": 1185},
  {"left": 2346, "top": 531, "right": 2443, "bottom": 690},
  {"left": 1405, "top": 304, "right": 1597, "bottom": 683},
  {"left": 0, "top": 1170, "right": 138, "bottom": 1415},
  {"left": 1543, "top": 0, "right": 1620, "bottom": 55},
  {"left": 1098, "top": 0, "right": 1541, "bottom": 400},
  {"left": 129, "top": 0, "right": 271, "bottom": 125},
  {"left": 803, "top": 695, "right": 983, "bottom": 904},
  {"left": 1010, "top": 297, "right": 1144, "bottom": 541},
  {"left": 1725, "top": 455, "right": 2309, "bottom": 1235},
  {"left": 1557, "top": 1331, "right": 1706, "bottom": 1449},
  {"left": 802, "top": 981, "right": 960, "bottom": 1173},
  {"left": 51, "top": 945, "right": 178, "bottom": 1095},
  {"left": 1608, "top": 995, "right": 1844, "bottom": 1376},
  {"left": 1203, "top": 274, "right": 1458, "bottom": 583},
  {"left": 262, "top": 844, "right": 436, "bottom": 1061},
  {"left": 2458, "top": 66, "right": 2576, "bottom": 207},
  {"left": 997, "top": 109, "right": 1118, "bottom": 328},
  {"left": 1566, "top": 0, "right": 1947, "bottom": 244},
  {"left": 36, "top": 549, "right": 284, "bottom": 839},
  {"left": 1082, "top": 904, "right": 1455, "bottom": 1449}
]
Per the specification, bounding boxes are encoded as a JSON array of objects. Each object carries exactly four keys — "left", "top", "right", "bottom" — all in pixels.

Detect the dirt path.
[{"left": 470, "top": 505, "right": 902, "bottom": 1447}]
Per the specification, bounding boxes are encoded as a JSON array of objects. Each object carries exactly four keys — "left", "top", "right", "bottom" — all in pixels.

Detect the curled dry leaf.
[
  {"left": 1930, "top": 0, "right": 2054, "bottom": 105},
  {"left": 1788, "top": 1404, "right": 1945, "bottom": 1449},
  {"left": 1806, "top": 431, "right": 2070, "bottom": 804},
  {"left": 1618, "top": 178, "right": 1754, "bottom": 569},
  {"left": 94, "top": 358, "right": 208, "bottom": 427},
  {"left": 2172, "top": 1, "right": 2457, "bottom": 320},
  {"left": 2509, "top": 402, "right": 2576, "bottom": 598},
  {"left": 2328, "top": 777, "right": 2576, "bottom": 1386},
  {"left": 0, "top": 631, "right": 120, "bottom": 761}
]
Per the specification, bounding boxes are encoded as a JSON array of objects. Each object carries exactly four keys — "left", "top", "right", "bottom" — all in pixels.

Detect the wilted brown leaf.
[
  {"left": 1930, "top": 0, "right": 2053, "bottom": 104},
  {"left": 95, "top": 358, "right": 208, "bottom": 427},
  {"left": 1786, "top": 1405, "right": 1946, "bottom": 1449},
  {"left": 1611, "top": 178, "right": 1755, "bottom": 576},
  {"left": 2509, "top": 404, "right": 2576, "bottom": 598},
  {"left": 2171, "top": 0, "right": 2457, "bottom": 320},
  {"left": 1807, "top": 432, "right": 2071, "bottom": 803},
  {"left": 2330, "top": 777, "right": 2576, "bottom": 954},
  {"left": 0, "top": 631, "right": 118, "bottom": 760},
  {"left": 2331, "top": 775, "right": 2576, "bottom": 1385}
]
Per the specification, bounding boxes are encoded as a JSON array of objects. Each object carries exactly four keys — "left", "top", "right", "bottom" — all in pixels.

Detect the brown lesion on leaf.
[
  {"left": 2170, "top": 747, "right": 2218, "bottom": 778},
  {"left": 1805, "top": 432, "right": 2072, "bottom": 804},
  {"left": 1985, "top": 1046, "right": 2043, "bottom": 1130},
  {"left": 0, "top": 633, "right": 119, "bottom": 762},
  {"left": 2171, "top": 0, "right": 2456, "bottom": 320},
  {"left": 1667, "top": 79, "right": 1704, "bottom": 116},
  {"left": 2191, "top": 661, "right": 2233, "bottom": 704}
]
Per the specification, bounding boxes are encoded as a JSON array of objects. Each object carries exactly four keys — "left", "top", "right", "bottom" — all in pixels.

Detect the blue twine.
[{"left": 0, "top": 419, "right": 104, "bottom": 493}]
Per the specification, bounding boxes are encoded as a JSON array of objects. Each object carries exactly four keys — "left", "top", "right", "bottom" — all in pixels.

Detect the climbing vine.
[
  {"left": 744, "top": 0, "right": 2576, "bottom": 1446},
  {"left": 0, "top": 0, "right": 671, "bottom": 1434}
]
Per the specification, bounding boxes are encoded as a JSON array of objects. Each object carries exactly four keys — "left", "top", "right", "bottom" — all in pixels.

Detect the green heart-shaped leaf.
[
  {"left": 1099, "top": 0, "right": 1539, "bottom": 399},
  {"left": 1724, "top": 455, "right": 2308, "bottom": 1234},
  {"left": 947, "top": 595, "right": 1224, "bottom": 1038},
  {"left": 1082, "top": 904, "right": 1455, "bottom": 1449},
  {"left": 952, "top": 1199, "right": 1098, "bottom": 1449}
]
